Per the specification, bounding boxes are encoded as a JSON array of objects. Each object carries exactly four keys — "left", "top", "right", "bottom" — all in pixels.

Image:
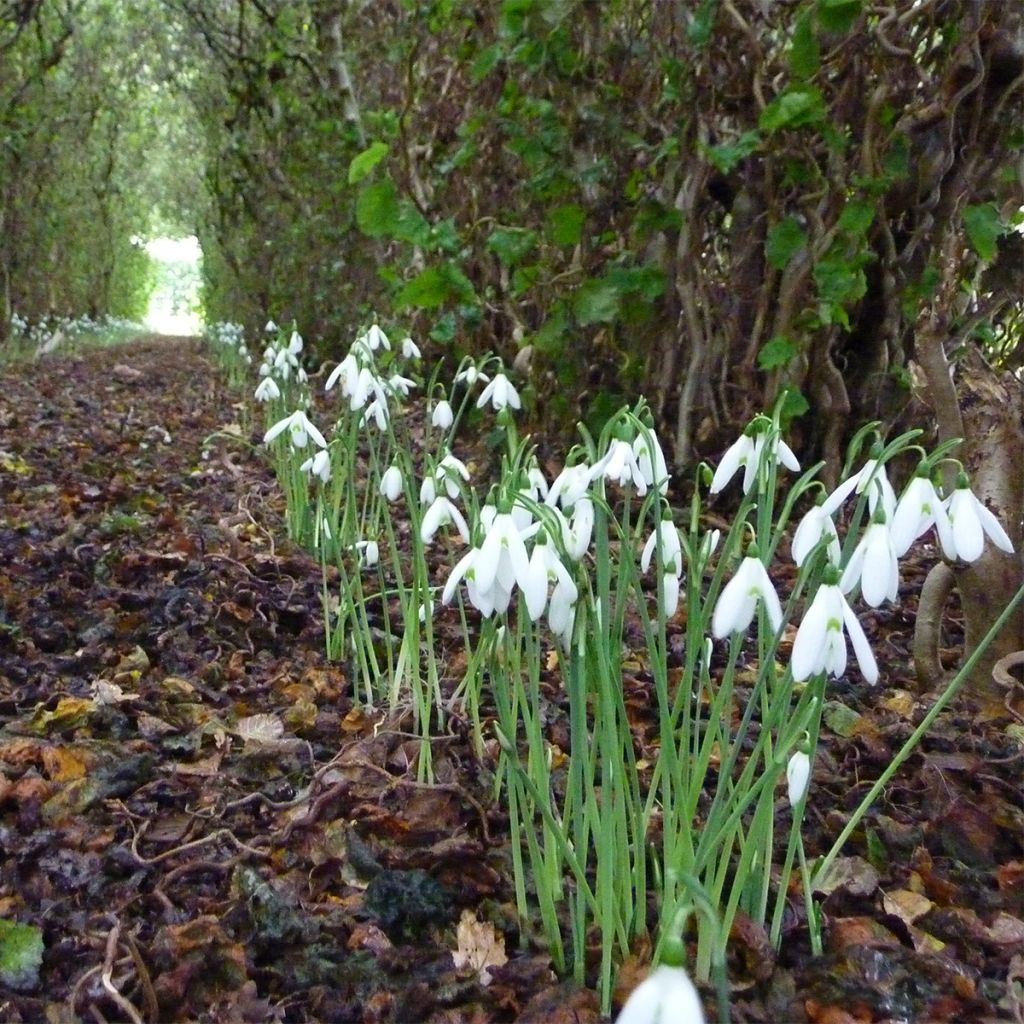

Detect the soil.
[{"left": 0, "top": 335, "right": 1021, "bottom": 1023}]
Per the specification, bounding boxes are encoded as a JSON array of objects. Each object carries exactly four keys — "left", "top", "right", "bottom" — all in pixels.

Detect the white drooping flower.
[
  {"left": 791, "top": 579, "right": 878, "bottom": 684},
  {"left": 711, "top": 553, "right": 783, "bottom": 638},
  {"left": 401, "top": 336, "right": 421, "bottom": 360},
  {"left": 839, "top": 514, "right": 899, "bottom": 607},
  {"left": 473, "top": 510, "right": 533, "bottom": 602},
  {"left": 546, "top": 462, "right": 592, "bottom": 509},
  {"left": 435, "top": 452, "right": 471, "bottom": 499},
  {"left": 595, "top": 438, "right": 648, "bottom": 494},
  {"left": 299, "top": 449, "right": 331, "bottom": 483},
  {"left": 787, "top": 751, "right": 811, "bottom": 805},
  {"left": 420, "top": 496, "right": 471, "bottom": 544},
  {"left": 363, "top": 323, "right": 390, "bottom": 351},
  {"left": 890, "top": 466, "right": 953, "bottom": 558},
  {"left": 386, "top": 373, "right": 416, "bottom": 398},
  {"left": 476, "top": 372, "right": 521, "bottom": 412},
  {"left": 616, "top": 964, "right": 706, "bottom": 1024},
  {"left": 822, "top": 452, "right": 897, "bottom": 520},
  {"left": 354, "top": 540, "right": 379, "bottom": 568},
  {"left": 431, "top": 399, "right": 454, "bottom": 430},
  {"left": 380, "top": 464, "right": 404, "bottom": 503},
  {"left": 633, "top": 426, "right": 670, "bottom": 495},
  {"left": 641, "top": 514, "right": 684, "bottom": 576},
  {"left": 324, "top": 351, "right": 360, "bottom": 394},
  {"left": 254, "top": 376, "right": 281, "bottom": 403},
  {"left": 455, "top": 363, "right": 489, "bottom": 388},
  {"left": 659, "top": 571, "right": 681, "bottom": 618},
  {"left": 710, "top": 425, "right": 800, "bottom": 495},
  {"left": 944, "top": 476, "right": 1015, "bottom": 563},
  {"left": 791, "top": 503, "right": 841, "bottom": 567},
  {"left": 263, "top": 409, "right": 327, "bottom": 450},
  {"left": 361, "top": 396, "right": 389, "bottom": 430},
  {"left": 522, "top": 532, "right": 578, "bottom": 623},
  {"left": 288, "top": 330, "right": 303, "bottom": 355}
]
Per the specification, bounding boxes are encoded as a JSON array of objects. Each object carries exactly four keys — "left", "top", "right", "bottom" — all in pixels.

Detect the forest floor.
[{"left": 0, "top": 335, "right": 1022, "bottom": 1024}]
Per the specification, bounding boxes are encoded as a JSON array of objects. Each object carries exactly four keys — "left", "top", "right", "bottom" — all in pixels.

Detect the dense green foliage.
[
  {"left": 2, "top": 0, "right": 1022, "bottom": 462},
  {"left": 168, "top": 0, "right": 1023, "bottom": 466},
  {"left": 0, "top": 1, "right": 197, "bottom": 332}
]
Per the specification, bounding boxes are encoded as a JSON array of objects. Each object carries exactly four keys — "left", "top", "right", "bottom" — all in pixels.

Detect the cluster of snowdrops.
[{"left": 204, "top": 319, "right": 1015, "bottom": 1022}]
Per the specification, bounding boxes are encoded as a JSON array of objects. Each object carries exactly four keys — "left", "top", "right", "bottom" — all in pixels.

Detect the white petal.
[
  {"left": 976, "top": 502, "right": 1015, "bottom": 554},
  {"left": 709, "top": 436, "right": 748, "bottom": 494},
  {"left": 791, "top": 587, "right": 834, "bottom": 681},
  {"left": 949, "top": 490, "right": 984, "bottom": 562},
  {"left": 822, "top": 473, "right": 860, "bottom": 516},
  {"left": 523, "top": 548, "right": 549, "bottom": 621},
  {"left": 841, "top": 598, "right": 878, "bottom": 684}
]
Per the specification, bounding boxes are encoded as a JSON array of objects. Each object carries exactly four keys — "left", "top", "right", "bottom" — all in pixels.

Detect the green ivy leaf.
[
  {"left": 533, "top": 305, "right": 569, "bottom": 354},
  {"left": 486, "top": 227, "right": 537, "bottom": 266},
  {"left": 355, "top": 180, "right": 400, "bottom": 238},
  {"left": 837, "top": 198, "right": 875, "bottom": 236},
  {"left": 759, "top": 87, "right": 827, "bottom": 132},
  {"left": 0, "top": 919, "right": 44, "bottom": 992},
  {"left": 816, "top": 0, "right": 862, "bottom": 34},
  {"left": 703, "top": 130, "right": 760, "bottom": 173},
  {"left": 766, "top": 216, "right": 807, "bottom": 270},
  {"left": 396, "top": 264, "right": 477, "bottom": 310},
  {"left": 758, "top": 335, "right": 799, "bottom": 370},
  {"left": 789, "top": 11, "right": 820, "bottom": 79},
  {"left": 780, "top": 386, "right": 810, "bottom": 422},
  {"left": 429, "top": 312, "right": 457, "bottom": 344},
  {"left": 573, "top": 278, "right": 620, "bottom": 325},
  {"left": 546, "top": 204, "right": 586, "bottom": 246},
  {"left": 347, "top": 141, "right": 389, "bottom": 185},
  {"left": 963, "top": 203, "right": 1004, "bottom": 262},
  {"left": 471, "top": 43, "right": 503, "bottom": 81}
]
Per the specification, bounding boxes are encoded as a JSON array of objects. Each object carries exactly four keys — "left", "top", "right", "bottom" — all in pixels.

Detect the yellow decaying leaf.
[
  {"left": 882, "top": 888, "right": 934, "bottom": 925},
  {"left": 451, "top": 909, "right": 507, "bottom": 986}
]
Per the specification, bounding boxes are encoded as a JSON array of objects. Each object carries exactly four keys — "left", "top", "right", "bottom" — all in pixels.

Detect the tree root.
[{"left": 913, "top": 561, "right": 956, "bottom": 691}]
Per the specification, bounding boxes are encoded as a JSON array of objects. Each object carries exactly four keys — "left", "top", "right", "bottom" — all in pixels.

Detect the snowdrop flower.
[
  {"left": 436, "top": 452, "right": 471, "bottom": 499},
  {"left": 596, "top": 438, "right": 648, "bottom": 494},
  {"left": 325, "top": 351, "right": 360, "bottom": 393},
  {"left": 562, "top": 498, "right": 594, "bottom": 561},
  {"left": 524, "top": 465, "right": 549, "bottom": 502},
  {"left": 477, "top": 372, "right": 521, "bottom": 411},
  {"left": 455, "top": 363, "right": 489, "bottom": 388},
  {"left": 420, "top": 474, "right": 437, "bottom": 507},
  {"left": 700, "top": 528, "right": 721, "bottom": 562},
  {"left": 254, "top": 376, "right": 281, "bottom": 403},
  {"left": 822, "top": 450, "right": 897, "bottom": 520},
  {"left": 288, "top": 330, "right": 303, "bottom": 355},
  {"left": 547, "top": 462, "right": 592, "bottom": 509},
  {"left": 839, "top": 512, "right": 899, "bottom": 607},
  {"left": 380, "top": 464, "right": 404, "bottom": 502},
  {"left": 787, "top": 751, "right": 811, "bottom": 806},
  {"left": 890, "top": 465, "right": 953, "bottom": 558},
  {"left": 300, "top": 449, "right": 331, "bottom": 483},
  {"left": 522, "top": 532, "right": 578, "bottom": 622},
  {"left": 710, "top": 423, "right": 800, "bottom": 495},
  {"left": 944, "top": 475, "right": 1015, "bottom": 563},
  {"left": 641, "top": 512, "right": 683, "bottom": 575},
  {"left": 264, "top": 320, "right": 277, "bottom": 333},
  {"left": 792, "top": 503, "right": 841, "bottom": 567},
  {"left": 354, "top": 540, "right": 379, "bottom": 568},
  {"left": 401, "top": 336, "right": 421, "bottom": 360},
  {"left": 421, "top": 496, "right": 470, "bottom": 544},
  {"left": 616, "top": 963, "right": 706, "bottom": 1024},
  {"left": 363, "top": 323, "right": 390, "bottom": 351},
  {"left": 659, "top": 569, "right": 681, "bottom": 618},
  {"left": 387, "top": 373, "right": 416, "bottom": 398},
  {"left": 264, "top": 409, "right": 327, "bottom": 450},
  {"left": 711, "top": 551, "right": 783, "bottom": 638},
  {"left": 633, "top": 427, "right": 670, "bottom": 495},
  {"left": 791, "top": 578, "right": 878, "bottom": 684},
  {"left": 360, "top": 397, "right": 389, "bottom": 430},
  {"left": 474, "top": 510, "right": 533, "bottom": 602},
  {"left": 431, "top": 399, "right": 454, "bottom": 430}
]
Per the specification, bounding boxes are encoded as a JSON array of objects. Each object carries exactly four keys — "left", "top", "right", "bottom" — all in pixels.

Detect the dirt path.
[{"left": 0, "top": 336, "right": 1020, "bottom": 1023}]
